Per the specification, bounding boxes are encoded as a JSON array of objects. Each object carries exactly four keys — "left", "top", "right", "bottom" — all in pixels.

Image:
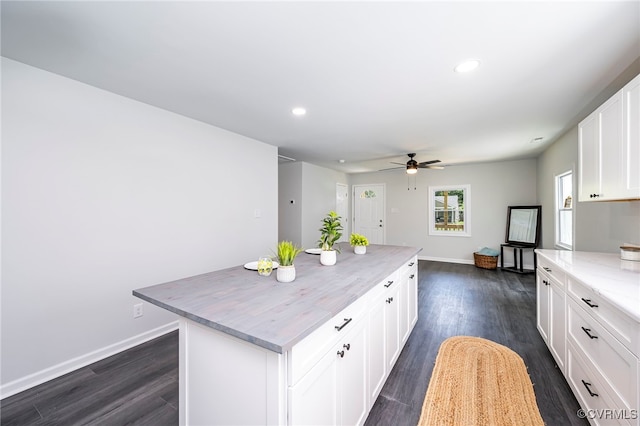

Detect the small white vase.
[
  {"left": 354, "top": 245, "right": 367, "bottom": 255},
  {"left": 320, "top": 250, "right": 337, "bottom": 266},
  {"left": 277, "top": 265, "right": 296, "bottom": 283}
]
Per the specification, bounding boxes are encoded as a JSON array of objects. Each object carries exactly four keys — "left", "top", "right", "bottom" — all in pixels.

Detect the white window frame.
[
  {"left": 555, "top": 170, "right": 574, "bottom": 250},
  {"left": 428, "top": 184, "right": 471, "bottom": 237}
]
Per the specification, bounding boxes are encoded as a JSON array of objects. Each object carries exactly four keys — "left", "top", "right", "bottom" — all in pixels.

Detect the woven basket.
[{"left": 474, "top": 252, "right": 498, "bottom": 270}]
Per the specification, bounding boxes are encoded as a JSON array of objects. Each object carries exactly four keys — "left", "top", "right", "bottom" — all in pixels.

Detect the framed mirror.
[{"left": 505, "top": 205, "right": 541, "bottom": 247}]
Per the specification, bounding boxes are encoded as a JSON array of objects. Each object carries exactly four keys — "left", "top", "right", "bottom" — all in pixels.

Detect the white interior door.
[
  {"left": 352, "top": 184, "right": 385, "bottom": 244},
  {"left": 336, "top": 183, "right": 349, "bottom": 242}
]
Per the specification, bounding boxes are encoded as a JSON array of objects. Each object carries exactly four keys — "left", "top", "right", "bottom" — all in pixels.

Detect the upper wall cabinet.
[{"left": 578, "top": 73, "right": 640, "bottom": 202}]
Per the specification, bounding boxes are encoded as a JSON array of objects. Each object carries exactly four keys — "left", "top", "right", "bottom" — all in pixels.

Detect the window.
[
  {"left": 428, "top": 185, "right": 471, "bottom": 237},
  {"left": 555, "top": 171, "right": 573, "bottom": 250}
]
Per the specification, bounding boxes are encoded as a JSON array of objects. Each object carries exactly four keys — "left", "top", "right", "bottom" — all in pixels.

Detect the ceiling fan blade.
[
  {"left": 417, "top": 159, "right": 441, "bottom": 166},
  {"left": 379, "top": 166, "right": 405, "bottom": 171},
  {"left": 389, "top": 162, "right": 406, "bottom": 166},
  {"left": 418, "top": 165, "right": 444, "bottom": 170}
]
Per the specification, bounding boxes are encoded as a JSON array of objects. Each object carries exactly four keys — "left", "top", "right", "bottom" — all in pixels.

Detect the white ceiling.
[{"left": 2, "top": 1, "right": 639, "bottom": 173}]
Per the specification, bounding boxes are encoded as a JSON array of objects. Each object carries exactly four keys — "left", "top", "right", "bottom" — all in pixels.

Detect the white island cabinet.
[
  {"left": 536, "top": 249, "right": 640, "bottom": 426},
  {"left": 134, "top": 244, "right": 420, "bottom": 425}
]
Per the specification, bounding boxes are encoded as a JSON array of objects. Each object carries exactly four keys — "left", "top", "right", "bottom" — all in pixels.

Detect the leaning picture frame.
[{"left": 505, "top": 205, "right": 541, "bottom": 247}]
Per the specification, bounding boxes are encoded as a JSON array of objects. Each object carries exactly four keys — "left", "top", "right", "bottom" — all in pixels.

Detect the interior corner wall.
[
  {"left": 537, "top": 126, "right": 640, "bottom": 253},
  {"left": 277, "top": 162, "right": 348, "bottom": 250},
  {"left": 536, "top": 61, "right": 640, "bottom": 253},
  {"left": 278, "top": 161, "right": 303, "bottom": 245},
  {"left": 300, "top": 162, "right": 349, "bottom": 249},
  {"left": 349, "top": 159, "right": 537, "bottom": 265},
  {"left": 1, "top": 58, "right": 278, "bottom": 396}
]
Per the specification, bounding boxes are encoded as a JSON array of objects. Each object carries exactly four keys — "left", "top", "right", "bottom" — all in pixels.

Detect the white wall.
[
  {"left": 301, "top": 163, "right": 349, "bottom": 249},
  {"left": 278, "top": 162, "right": 348, "bottom": 249},
  {"left": 349, "top": 159, "right": 538, "bottom": 265},
  {"left": 1, "top": 58, "right": 278, "bottom": 396}
]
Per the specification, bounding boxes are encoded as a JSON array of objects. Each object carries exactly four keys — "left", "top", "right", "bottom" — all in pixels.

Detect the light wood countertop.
[{"left": 134, "top": 243, "right": 421, "bottom": 353}]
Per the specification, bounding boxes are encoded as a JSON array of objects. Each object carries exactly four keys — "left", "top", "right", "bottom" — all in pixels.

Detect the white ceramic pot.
[
  {"left": 354, "top": 245, "right": 367, "bottom": 255},
  {"left": 276, "top": 265, "right": 296, "bottom": 283},
  {"left": 320, "top": 250, "right": 337, "bottom": 266}
]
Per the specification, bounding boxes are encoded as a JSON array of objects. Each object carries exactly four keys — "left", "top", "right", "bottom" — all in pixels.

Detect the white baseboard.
[
  {"left": 417, "top": 255, "right": 534, "bottom": 270},
  {"left": 0, "top": 321, "right": 179, "bottom": 400},
  {"left": 418, "top": 255, "right": 474, "bottom": 265}
]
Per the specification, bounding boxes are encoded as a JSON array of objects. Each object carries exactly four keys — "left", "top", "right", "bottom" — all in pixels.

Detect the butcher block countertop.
[{"left": 133, "top": 243, "right": 421, "bottom": 353}]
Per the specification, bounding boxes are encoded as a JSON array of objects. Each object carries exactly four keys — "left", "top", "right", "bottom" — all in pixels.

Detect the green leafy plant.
[
  {"left": 349, "top": 233, "right": 369, "bottom": 247},
  {"left": 274, "top": 241, "right": 304, "bottom": 266},
  {"left": 318, "top": 211, "right": 343, "bottom": 252}
]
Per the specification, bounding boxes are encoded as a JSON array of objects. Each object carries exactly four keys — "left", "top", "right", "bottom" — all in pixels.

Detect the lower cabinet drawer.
[
  {"left": 568, "top": 298, "right": 639, "bottom": 414},
  {"left": 568, "top": 278, "right": 639, "bottom": 355},
  {"left": 288, "top": 288, "right": 369, "bottom": 386},
  {"left": 567, "top": 343, "right": 636, "bottom": 426}
]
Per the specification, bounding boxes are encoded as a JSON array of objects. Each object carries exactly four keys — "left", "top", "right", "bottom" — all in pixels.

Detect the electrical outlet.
[{"left": 133, "top": 303, "right": 143, "bottom": 318}]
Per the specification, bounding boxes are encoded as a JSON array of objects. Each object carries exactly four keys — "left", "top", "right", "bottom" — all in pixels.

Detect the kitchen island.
[{"left": 134, "top": 243, "right": 421, "bottom": 425}]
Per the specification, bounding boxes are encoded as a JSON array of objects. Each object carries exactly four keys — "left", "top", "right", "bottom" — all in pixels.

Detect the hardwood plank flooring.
[
  {"left": 1, "top": 260, "right": 587, "bottom": 425},
  {"left": 0, "top": 331, "right": 178, "bottom": 426}
]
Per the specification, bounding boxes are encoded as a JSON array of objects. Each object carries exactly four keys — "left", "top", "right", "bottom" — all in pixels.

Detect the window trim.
[
  {"left": 555, "top": 170, "right": 574, "bottom": 250},
  {"left": 428, "top": 184, "right": 471, "bottom": 237}
]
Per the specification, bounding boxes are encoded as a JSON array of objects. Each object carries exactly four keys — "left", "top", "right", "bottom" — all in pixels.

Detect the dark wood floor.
[
  {"left": 1, "top": 260, "right": 588, "bottom": 425},
  {"left": 0, "top": 331, "right": 179, "bottom": 425}
]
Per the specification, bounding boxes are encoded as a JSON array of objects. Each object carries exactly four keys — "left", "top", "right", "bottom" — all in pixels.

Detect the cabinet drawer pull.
[
  {"left": 384, "top": 280, "right": 394, "bottom": 288},
  {"left": 581, "top": 327, "right": 598, "bottom": 339},
  {"left": 581, "top": 380, "right": 599, "bottom": 397},
  {"left": 581, "top": 298, "right": 599, "bottom": 308},
  {"left": 409, "top": 274, "right": 415, "bottom": 279},
  {"left": 408, "top": 262, "right": 415, "bottom": 267},
  {"left": 386, "top": 297, "right": 394, "bottom": 304},
  {"left": 543, "top": 279, "right": 550, "bottom": 286},
  {"left": 337, "top": 350, "right": 345, "bottom": 358},
  {"left": 343, "top": 343, "right": 350, "bottom": 351},
  {"left": 543, "top": 267, "right": 552, "bottom": 272},
  {"left": 335, "top": 318, "right": 352, "bottom": 331}
]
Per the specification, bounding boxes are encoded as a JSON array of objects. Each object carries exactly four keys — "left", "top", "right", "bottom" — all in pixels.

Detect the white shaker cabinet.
[
  {"left": 403, "top": 259, "right": 419, "bottom": 344},
  {"left": 535, "top": 250, "right": 640, "bottom": 426},
  {"left": 579, "top": 73, "right": 640, "bottom": 202},
  {"left": 384, "top": 274, "right": 402, "bottom": 372},
  {"left": 536, "top": 257, "right": 566, "bottom": 373},
  {"left": 368, "top": 256, "right": 418, "bottom": 411},
  {"left": 289, "top": 317, "right": 368, "bottom": 426},
  {"left": 622, "top": 74, "right": 640, "bottom": 199}
]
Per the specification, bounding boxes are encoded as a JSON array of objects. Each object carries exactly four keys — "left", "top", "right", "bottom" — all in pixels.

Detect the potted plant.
[
  {"left": 318, "top": 211, "right": 343, "bottom": 266},
  {"left": 350, "top": 233, "right": 369, "bottom": 254},
  {"left": 274, "top": 241, "right": 303, "bottom": 283}
]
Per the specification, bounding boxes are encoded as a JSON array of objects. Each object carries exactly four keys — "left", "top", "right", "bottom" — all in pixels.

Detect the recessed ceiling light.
[
  {"left": 291, "top": 107, "right": 307, "bottom": 116},
  {"left": 454, "top": 59, "right": 480, "bottom": 73}
]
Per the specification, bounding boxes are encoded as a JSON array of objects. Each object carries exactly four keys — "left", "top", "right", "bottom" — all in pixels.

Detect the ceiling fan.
[{"left": 383, "top": 153, "right": 443, "bottom": 174}]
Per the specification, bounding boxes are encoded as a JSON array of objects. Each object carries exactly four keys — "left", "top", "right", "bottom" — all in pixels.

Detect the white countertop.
[{"left": 536, "top": 249, "right": 640, "bottom": 322}]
